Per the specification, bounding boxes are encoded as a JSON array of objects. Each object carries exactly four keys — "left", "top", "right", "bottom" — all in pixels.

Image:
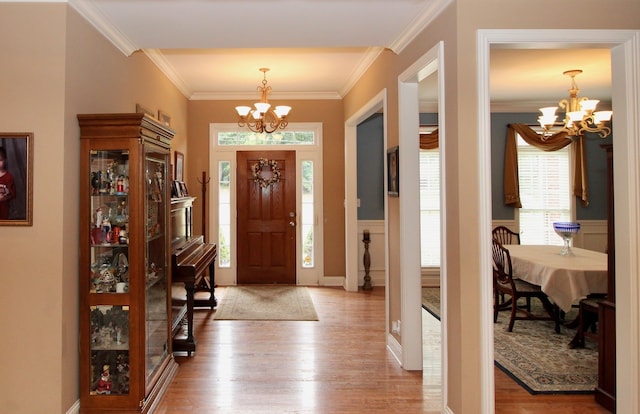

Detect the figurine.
[
  {"left": 118, "top": 229, "right": 128, "bottom": 245},
  {"left": 91, "top": 172, "right": 100, "bottom": 195},
  {"left": 101, "top": 216, "right": 111, "bottom": 243},
  {"left": 95, "top": 208, "right": 103, "bottom": 228},
  {"left": 95, "top": 365, "right": 113, "bottom": 394}
]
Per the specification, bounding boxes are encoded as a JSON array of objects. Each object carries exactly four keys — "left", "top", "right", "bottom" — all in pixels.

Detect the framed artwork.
[
  {"left": 174, "top": 151, "right": 184, "bottom": 181},
  {"left": 158, "top": 110, "right": 171, "bottom": 127},
  {"left": 171, "top": 181, "right": 181, "bottom": 198},
  {"left": 0, "top": 132, "right": 34, "bottom": 226},
  {"left": 179, "top": 181, "right": 189, "bottom": 197},
  {"left": 387, "top": 146, "right": 399, "bottom": 197},
  {"left": 172, "top": 181, "right": 189, "bottom": 198},
  {"left": 135, "top": 103, "right": 155, "bottom": 118}
]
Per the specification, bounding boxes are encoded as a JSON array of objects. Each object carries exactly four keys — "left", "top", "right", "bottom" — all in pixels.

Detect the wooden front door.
[{"left": 237, "top": 151, "right": 296, "bottom": 284}]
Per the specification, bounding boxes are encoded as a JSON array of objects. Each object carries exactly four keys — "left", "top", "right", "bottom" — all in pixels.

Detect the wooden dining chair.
[
  {"left": 491, "top": 226, "right": 521, "bottom": 309},
  {"left": 492, "top": 225, "right": 521, "bottom": 245},
  {"left": 568, "top": 296, "right": 607, "bottom": 348},
  {"left": 492, "top": 239, "right": 560, "bottom": 333}
]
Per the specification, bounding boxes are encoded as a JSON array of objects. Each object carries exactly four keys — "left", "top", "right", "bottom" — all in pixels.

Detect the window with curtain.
[
  {"left": 517, "top": 134, "right": 571, "bottom": 245},
  {"left": 419, "top": 149, "right": 440, "bottom": 266}
]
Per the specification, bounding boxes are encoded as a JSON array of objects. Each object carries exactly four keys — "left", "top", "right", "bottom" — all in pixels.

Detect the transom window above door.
[{"left": 217, "top": 130, "right": 315, "bottom": 146}]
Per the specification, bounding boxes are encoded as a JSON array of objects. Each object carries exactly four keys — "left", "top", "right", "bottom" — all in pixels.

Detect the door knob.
[{"left": 289, "top": 221, "right": 296, "bottom": 227}]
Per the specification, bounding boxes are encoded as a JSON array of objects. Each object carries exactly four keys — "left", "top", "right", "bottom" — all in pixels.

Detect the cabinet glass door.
[
  {"left": 144, "top": 149, "right": 169, "bottom": 385},
  {"left": 88, "top": 149, "right": 131, "bottom": 396}
]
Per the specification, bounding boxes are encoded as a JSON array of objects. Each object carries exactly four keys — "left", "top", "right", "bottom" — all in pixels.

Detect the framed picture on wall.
[
  {"left": 387, "top": 146, "right": 399, "bottom": 197},
  {"left": 158, "top": 110, "right": 171, "bottom": 127},
  {"left": 0, "top": 132, "right": 34, "bottom": 226},
  {"left": 174, "top": 151, "right": 184, "bottom": 182}
]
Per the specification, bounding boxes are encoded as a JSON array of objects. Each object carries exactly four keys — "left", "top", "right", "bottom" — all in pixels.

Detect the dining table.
[{"left": 504, "top": 244, "right": 608, "bottom": 313}]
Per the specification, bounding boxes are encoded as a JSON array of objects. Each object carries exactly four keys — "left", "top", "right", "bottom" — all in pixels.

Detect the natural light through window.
[
  {"left": 517, "top": 134, "right": 571, "bottom": 245},
  {"left": 301, "top": 161, "right": 314, "bottom": 268},
  {"left": 419, "top": 149, "right": 440, "bottom": 267},
  {"left": 218, "top": 130, "right": 314, "bottom": 146},
  {"left": 218, "top": 161, "right": 231, "bottom": 267}
]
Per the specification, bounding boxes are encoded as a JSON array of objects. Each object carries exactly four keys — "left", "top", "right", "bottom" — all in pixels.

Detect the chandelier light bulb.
[
  {"left": 594, "top": 111, "right": 613, "bottom": 124},
  {"left": 580, "top": 99, "right": 599, "bottom": 113},
  {"left": 274, "top": 106, "right": 292, "bottom": 117},
  {"left": 254, "top": 102, "right": 271, "bottom": 114},
  {"left": 236, "top": 106, "right": 252, "bottom": 117}
]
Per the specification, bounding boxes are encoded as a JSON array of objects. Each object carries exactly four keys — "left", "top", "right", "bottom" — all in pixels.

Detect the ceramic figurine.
[{"left": 95, "top": 365, "right": 112, "bottom": 394}]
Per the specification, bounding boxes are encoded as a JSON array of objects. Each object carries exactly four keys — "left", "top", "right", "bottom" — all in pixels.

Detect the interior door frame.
[
  {"left": 209, "top": 123, "right": 325, "bottom": 287},
  {"left": 478, "top": 29, "right": 640, "bottom": 413}
]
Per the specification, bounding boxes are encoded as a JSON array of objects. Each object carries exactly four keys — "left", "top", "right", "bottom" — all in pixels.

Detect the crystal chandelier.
[
  {"left": 538, "top": 69, "right": 612, "bottom": 138},
  {"left": 235, "top": 68, "right": 291, "bottom": 134}
]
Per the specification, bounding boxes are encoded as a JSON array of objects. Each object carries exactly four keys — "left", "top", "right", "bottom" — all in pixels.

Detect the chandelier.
[
  {"left": 538, "top": 69, "right": 612, "bottom": 138},
  {"left": 235, "top": 68, "right": 292, "bottom": 134}
]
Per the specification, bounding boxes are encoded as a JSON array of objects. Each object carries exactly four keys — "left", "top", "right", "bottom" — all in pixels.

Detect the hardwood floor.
[{"left": 155, "top": 286, "right": 610, "bottom": 413}]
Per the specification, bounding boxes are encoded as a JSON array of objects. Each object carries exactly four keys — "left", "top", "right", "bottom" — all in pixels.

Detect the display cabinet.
[{"left": 78, "top": 113, "right": 178, "bottom": 413}]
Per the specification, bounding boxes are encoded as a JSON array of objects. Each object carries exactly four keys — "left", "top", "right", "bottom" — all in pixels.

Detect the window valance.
[
  {"left": 504, "top": 123, "right": 589, "bottom": 208},
  {"left": 420, "top": 128, "right": 439, "bottom": 150}
]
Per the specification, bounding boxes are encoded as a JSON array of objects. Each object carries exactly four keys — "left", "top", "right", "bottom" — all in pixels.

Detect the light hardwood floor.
[{"left": 155, "top": 286, "right": 610, "bottom": 414}]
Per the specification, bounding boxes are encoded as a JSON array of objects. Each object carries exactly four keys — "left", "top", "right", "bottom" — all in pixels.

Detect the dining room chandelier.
[
  {"left": 235, "top": 68, "right": 292, "bottom": 134},
  {"left": 538, "top": 69, "right": 612, "bottom": 138}
]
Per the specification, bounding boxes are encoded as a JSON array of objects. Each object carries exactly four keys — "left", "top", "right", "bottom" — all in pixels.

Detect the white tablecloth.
[{"left": 504, "top": 244, "right": 608, "bottom": 312}]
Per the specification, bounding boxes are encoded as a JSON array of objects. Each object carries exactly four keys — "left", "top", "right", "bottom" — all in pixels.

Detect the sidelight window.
[
  {"left": 301, "top": 160, "right": 314, "bottom": 268},
  {"left": 218, "top": 161, "right": 231, "bottom": 267}
]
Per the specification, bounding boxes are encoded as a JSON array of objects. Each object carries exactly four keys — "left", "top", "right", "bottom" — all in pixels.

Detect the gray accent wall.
[
  {"left": 491, "top": 112, "right": 610, "bottom": 221},
  {"left": 357, "top": 113, "right": 385, "bottom": 219},
  {"left": 355, "top": 112, "right": 609, "bottom": 222}
]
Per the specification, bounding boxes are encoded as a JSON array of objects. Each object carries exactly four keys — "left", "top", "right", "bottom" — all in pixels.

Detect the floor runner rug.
[
  {"left": 213, "top": 286, "right": 319, "bottom": 321},
  {"left": 422, "top": 287, "right": 598, "bottom": 394}
]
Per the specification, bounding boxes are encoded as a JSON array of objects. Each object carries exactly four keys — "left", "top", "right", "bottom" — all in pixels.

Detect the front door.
[{"left": 237, "top": 151, "right": 296, "bottom": 284}]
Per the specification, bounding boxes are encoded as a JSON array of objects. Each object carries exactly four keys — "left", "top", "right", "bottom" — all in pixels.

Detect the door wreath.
[{"left": 252, "top": 158, "right": 281, "bottom": 188}]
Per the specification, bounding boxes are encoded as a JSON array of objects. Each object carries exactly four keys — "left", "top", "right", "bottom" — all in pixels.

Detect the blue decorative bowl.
[{"left": 553, "top": 222, "right": 580, "bottom": 256}]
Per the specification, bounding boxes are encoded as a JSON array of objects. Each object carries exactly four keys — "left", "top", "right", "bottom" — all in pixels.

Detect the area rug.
[
  {"left": 422, "top": 287, "right": 598, "bottom": 394},
  {"left": 213, "top": 286, "right": 319, "bottom": 321}
]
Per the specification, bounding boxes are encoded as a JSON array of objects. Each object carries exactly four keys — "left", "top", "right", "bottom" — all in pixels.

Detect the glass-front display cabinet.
[{"left": 78, "top": 113, "right": 178, "bottom": 413}]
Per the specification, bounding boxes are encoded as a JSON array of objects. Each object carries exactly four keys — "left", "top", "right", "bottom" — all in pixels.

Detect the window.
[
  {"left": 517, "top": 134, "right": 571, "bottom": 245},
  {"left": 211, "top": 123, "right": 323, "bottom": 285},
  {"left": 218, "top": 130, "right": 314, "bottom": 146},
  {"left": 301, "top": 161, "right": 314, "bottom": 267},
  {"left": 218, "top": 161, "right": 231, "bottom": 267},
  {"left": 419, "top": 149, "right": 440, "bottom": 267}
]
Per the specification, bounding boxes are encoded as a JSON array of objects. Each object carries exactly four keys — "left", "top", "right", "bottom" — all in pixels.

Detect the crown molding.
[
  {"left": 490, "top": 99, "right": 613, "bottom": 113},
  {"left": 143, "top": 49, "right": 193, "bottom": 98},
  {"left": 68, "top": 0, "right": 138, "bottom": 56},
  {"left": 190, "top": 91, "right": 342, "bottom": 101},
  {"left": 388, "top": 0, "right": 453, "bottom": 54},
  {"left": 339, "top": 47, "right": 384, "bottom": 97}
]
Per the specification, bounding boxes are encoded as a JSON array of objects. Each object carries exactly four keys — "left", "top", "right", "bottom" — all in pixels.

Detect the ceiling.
[{"left": 68, "top": 0, "right": 612, "bottom": 112}]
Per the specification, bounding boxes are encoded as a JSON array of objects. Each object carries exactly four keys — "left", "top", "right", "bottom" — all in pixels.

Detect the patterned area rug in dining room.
[
  {"left": 422, "top": 287, "right": 598, "bottom": 394},
  {"left": 213, "top": 285, "right": 319, "bottom": 321}
]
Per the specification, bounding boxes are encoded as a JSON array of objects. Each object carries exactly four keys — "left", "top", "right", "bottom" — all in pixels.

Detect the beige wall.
[
  {"left": 187, "top": 99, "right": 346, "bottom": 277},
  {"left": 1, "top": 1, "right": 639, "bottom": 413},
  {"left": 0, "top": 4, "right": 68, "bottom": 412},
  {"left": 343, "top": 0, "right": 640, "bottom": 412},
  {"left": 1, "top": 4, "right": 188, "bottom": 413}
]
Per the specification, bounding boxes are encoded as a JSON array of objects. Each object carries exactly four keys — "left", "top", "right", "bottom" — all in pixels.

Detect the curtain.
[
  {"left": 504, "top": 123, "right": 589, "bottom": 208},
  {"left": 420, "top": 128, "right": 439, "bottom": 150}
]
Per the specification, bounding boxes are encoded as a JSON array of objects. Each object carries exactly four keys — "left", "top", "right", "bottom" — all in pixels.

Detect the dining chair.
[
  {"left": 568, "top": 295, "right": 607, "bottom": 348},
  {"left": 492, "top": 226, "right": 521, "bottom": 309},
  {"left": 492, "top": 239, "right": 560, "bottom": 333},
  {"left": 492, "top": 225, "right": 521, "bottom": 245}
]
